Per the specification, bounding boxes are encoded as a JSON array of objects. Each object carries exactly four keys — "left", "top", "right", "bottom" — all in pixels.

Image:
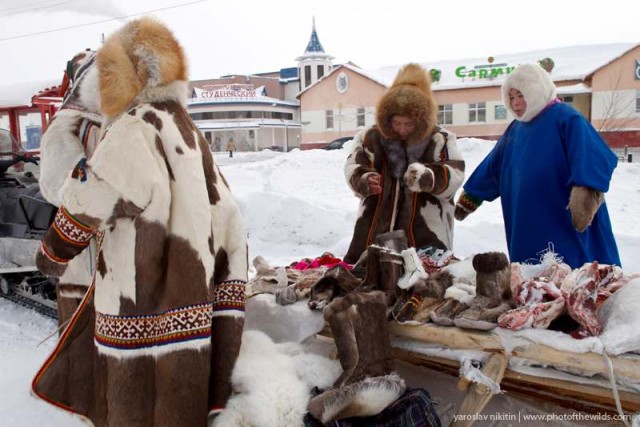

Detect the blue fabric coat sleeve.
[
  {"left": 561, "top": 110, "right": 618, "bottom": 192},
  {"left": 463, "top": 122, "right": 517, "bottom": 202}
]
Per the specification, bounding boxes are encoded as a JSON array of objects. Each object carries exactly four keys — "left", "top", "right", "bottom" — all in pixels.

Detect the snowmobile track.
[{"left": 0, "top": 292, "right": 57, "bottom": 319}]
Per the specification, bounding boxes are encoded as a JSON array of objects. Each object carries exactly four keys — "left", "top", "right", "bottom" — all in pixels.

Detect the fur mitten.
[
  {"left": 454, "top": 191, "right": 483, "bottom": 221},
  {"left": 404, "top": 163, "right": 434, "bottom": 193},
  {"left": 568, "top": 186, "right": 604, "bottom": 232}
]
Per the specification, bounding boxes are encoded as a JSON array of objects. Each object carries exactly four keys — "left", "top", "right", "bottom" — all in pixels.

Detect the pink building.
[{"left": 298, "top": 43, "right": 640, "bottom": 153}]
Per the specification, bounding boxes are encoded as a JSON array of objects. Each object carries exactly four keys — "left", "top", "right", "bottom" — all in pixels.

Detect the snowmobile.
[{"left": 0, "top": 128, "right": 58, "bottom": 318}]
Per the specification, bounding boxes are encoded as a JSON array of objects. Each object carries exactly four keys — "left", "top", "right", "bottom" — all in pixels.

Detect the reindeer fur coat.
[
  {"left": 33, "top": 18, "right": 247, "bottom": 426},
  {"left": 343, "top": 64, "right": 465, "bottom": 264}
]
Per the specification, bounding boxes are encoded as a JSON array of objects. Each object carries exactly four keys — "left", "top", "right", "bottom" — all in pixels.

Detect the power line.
[
  {"left": 0, "top": 0, "right": 210, "bottom": 42},
  {"left": 0, "top": 0, "right": 80, "bottom": 17}
]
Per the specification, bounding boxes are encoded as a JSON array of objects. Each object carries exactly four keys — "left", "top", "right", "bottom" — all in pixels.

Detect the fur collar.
[
  {"left": 97, "top": 17, "right": 188, "bottom": 118},
  {"left": 501, "top": 63, "right": 556, "bottom": 123}
]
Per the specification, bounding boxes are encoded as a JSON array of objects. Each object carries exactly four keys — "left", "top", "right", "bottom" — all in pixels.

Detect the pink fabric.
[{"left": 291, "top": 252, "right": 353, "bottom": 271}]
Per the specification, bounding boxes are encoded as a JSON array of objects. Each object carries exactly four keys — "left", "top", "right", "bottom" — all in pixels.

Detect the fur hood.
[
  {"left": 97, "top": 17, "right": 189, "bottom": 117},
  {"left": 501, "top": 63, "right": 557, "bottom": 123},
  {"left": 376, "top": 63, "right": 437, "bottom": 144},
  {"left": 59, "top": 49, "right": 102, "bottom": 120}
]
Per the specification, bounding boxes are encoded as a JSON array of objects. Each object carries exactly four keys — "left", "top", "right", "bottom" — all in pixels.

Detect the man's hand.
[{"left": 367, "top": 173, "right": 382, "bottom": 195}]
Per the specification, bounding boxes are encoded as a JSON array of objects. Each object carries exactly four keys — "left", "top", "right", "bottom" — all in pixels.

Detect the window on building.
[
  {"left": 357, "top": 108, "right": 366, "bottom": 127},
  {"left": 249, "top": 130, "right": 255, "bottom": 139},
  {"left": 494, "top": 104, "right": 507, "bottom": 120},
  {"left": 469, "top": 102, "right": 486, "bottom": 123},
  {"left": 636, "top": 90, "right": 640, "bottom": 113},
  {"left": 560, "top": 95, "right": 574, "bottom": 105},
  {"left": 305, "top": 65, "right": 312, "bottom": 87},
  {"left": 191, "top": 111, "right": 292, "bottom": 121},
  {"left": 317, "top": 65, "right": 325, "bottom": 80},
  {"left": 326, "top": 110, "right": 334, "bottom": 129},
  {"left": 438, "top": 104, "right": 453, "bottom": 125}
]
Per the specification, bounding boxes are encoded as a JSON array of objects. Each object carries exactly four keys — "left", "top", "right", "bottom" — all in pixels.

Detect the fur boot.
[
  {"left": 430, "top": 299, "right": 470, "bottom": 326},
  {"left": 454, "top": 252, "right": 515, "bottom": 331},
  {"left": 391, "top": 271, "right": 451, "bottom": 322},
  {"left": 308, "top": 291, "right": 405, "bottom": 423},
  {"left": 398, "top": 247, "right": 429, "bottom": 289},
  {"left": 308, "top": 265, "right": 361, "bottom": 310},
  {"left": 568, "top": 186, "right": 604, "bottom": 232},
  {"left": 359, "top": 245, "right": 403, "bottom": 306},
  {"left": 379, "top": 250, "right": 404, "bottom": 306},
  {"left": 429, "top": 275, "right": 475, "bottom": 326}
]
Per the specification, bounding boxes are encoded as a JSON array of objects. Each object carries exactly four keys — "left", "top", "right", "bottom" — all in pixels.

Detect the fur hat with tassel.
[
  {"left": 376, "top": 63, "right": 438, "bottom": 144},
  {"left": 97, "top": 17, "right": 189, "bottom": 118},
  {"left": 501, "top": 63, "right": 557, "bottom": 123}
]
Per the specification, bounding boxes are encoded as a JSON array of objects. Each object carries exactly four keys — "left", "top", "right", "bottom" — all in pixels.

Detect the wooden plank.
[
  {"left": 388, "top": 322, "right": 640, "bottom": 381},
  {"left": 392, "top": 346, "right": 640, "bottom": 413},
  {"left": 505, "top": 370, "right": 640, "bottom": 412},
  {"left": 451, "top": 352, "right": 509, "bottom": 427},
  {"left": 388, "top": 322, "right": 503, "bottom": 352}
]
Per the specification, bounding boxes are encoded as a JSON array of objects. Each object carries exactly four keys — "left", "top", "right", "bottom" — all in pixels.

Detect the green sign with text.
[{"left": 455, "top": 65, "right": 515, "bottom": 79}]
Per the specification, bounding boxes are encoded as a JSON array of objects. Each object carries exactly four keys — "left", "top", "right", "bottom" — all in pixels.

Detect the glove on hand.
[
  {"left": 454, "top": 191, "right": 482, "bottom": 221},
  {"left": 568, "top": 186, "right": 604, "bottom": 232}
]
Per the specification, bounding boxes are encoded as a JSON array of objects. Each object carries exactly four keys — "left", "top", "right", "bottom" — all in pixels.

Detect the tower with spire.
[{"left": 296, "top": 17, "right": 334, "bottom": 91}]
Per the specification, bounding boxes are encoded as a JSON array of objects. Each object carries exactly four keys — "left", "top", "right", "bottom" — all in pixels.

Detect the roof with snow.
[
  {"left": 365, "top": 43, "right": 639, "bottom": 91},
  {"left": 296, "top": 63, "right": 387, "bottom": 98}
]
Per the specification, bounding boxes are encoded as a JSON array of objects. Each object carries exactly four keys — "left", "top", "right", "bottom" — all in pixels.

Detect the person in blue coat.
[{"left": 454, "top": 63, "right": 620, "bottom": 269}]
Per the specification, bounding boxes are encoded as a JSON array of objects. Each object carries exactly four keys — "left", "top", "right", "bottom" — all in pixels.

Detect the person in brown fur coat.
[{"left": 343, "top": 63, "right": 465, "bottom": 264}]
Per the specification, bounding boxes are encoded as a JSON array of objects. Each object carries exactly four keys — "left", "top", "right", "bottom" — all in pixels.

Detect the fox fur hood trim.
[
  {"left": 376, "top": 63, "right": 437, "bottom": 144},
  {"left": 501, "top": 63, "right": 557, "bottom": 123},
  {"left": 97, "top": 17, "right": 189, "bottom": 117}
]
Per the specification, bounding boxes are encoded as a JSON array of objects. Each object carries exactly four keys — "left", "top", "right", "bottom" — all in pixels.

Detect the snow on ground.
[{"left": 2, "top": 138, "right": 640, "bottom": 426}]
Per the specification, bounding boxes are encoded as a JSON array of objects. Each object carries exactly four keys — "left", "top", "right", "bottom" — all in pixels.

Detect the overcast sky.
[{"left": 0, "top": 0, "right": 638, "bottom": 86}]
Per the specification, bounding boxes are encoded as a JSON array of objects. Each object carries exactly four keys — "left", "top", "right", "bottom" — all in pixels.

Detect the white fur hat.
[{"left": 501, "top": 63, "right": 556, "bottom": 122}]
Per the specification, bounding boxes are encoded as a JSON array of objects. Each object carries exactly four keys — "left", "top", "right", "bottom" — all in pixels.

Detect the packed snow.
[{"left": 2, "top": 137, "right": 640, "bottom": 426}]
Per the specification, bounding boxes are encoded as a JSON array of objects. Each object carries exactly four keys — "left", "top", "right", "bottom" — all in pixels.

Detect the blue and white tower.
[{"left": 296, "top": 17, "right": 334, "bottom": 91}]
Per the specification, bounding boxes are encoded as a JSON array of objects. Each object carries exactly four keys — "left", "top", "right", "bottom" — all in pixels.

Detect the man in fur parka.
[
  {"left": 33, "top": 17, "right": 248, "bottom": 426},
  {"left": 39, "top": 49, "right": 102, "bottom": 327},
  {"left": 343, "top": 63, "right": 465, "bottom": 264}
]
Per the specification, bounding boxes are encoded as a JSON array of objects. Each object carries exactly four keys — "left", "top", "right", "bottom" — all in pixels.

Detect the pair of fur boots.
[
  {"left": 308, "top": 291, "right": 406, "bottom": 423},
  {"left": 393, "top": 252, "right": 515, "bottom": 330}
]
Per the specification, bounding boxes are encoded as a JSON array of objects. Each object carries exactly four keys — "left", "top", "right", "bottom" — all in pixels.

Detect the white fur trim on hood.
[{"left": 501, "top": 63, "right": 556, "bottom": 123}]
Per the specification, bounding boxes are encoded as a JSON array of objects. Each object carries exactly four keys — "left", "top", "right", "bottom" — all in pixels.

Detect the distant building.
[
  {"left": 187, "top": 72, "right": 301, "bottom": 152},
  {"left": 187, "top": 18, "right": 339, "bottom": 152},
  {"left": 298, "top": 43, "right": 640, "bottom": 151}
]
